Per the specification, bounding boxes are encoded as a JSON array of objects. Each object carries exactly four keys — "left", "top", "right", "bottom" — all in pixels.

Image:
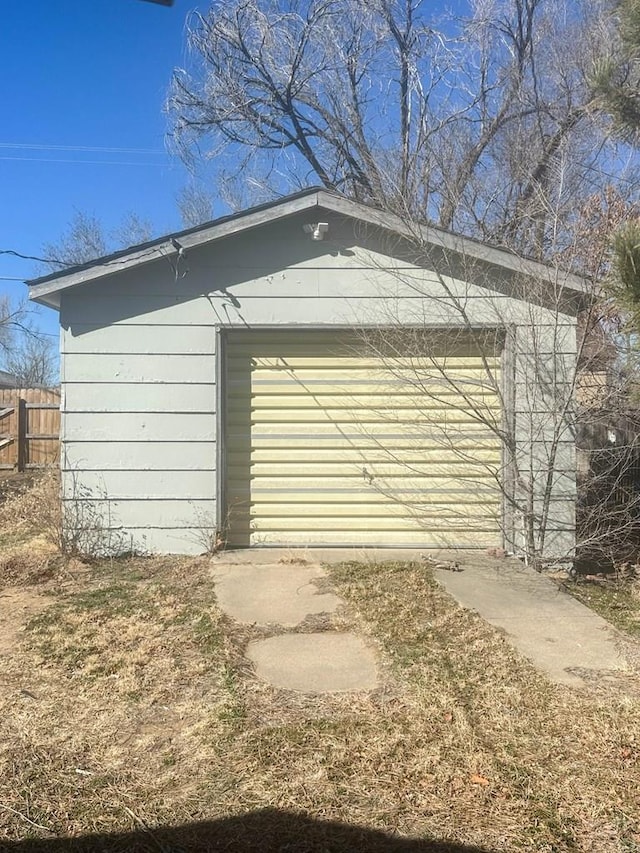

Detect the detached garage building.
[{"left": 28, "top": 189, "right": 583, "bottom": 557}]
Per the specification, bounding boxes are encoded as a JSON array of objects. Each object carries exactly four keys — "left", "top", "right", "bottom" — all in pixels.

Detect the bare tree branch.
[{"left": 167, "top": 0, "right": 635, "bottom": 257}]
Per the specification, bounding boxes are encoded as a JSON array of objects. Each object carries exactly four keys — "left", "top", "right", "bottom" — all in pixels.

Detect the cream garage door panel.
[{"left": 225, "top": 332, "right": 502, "bottom": 548}]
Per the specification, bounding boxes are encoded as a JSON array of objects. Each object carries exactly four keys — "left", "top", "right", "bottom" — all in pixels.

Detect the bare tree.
[
  {"left": 40, "top": 211, "right": 109, "bottom": 271},
  {"left": 0, "top": 296, "right": 58, "bottom": 387},
  {"left": 165, "top": 0, "right": 640, "bottom": 565},
  {"left": 0, "top": 297, "right": 25, "bottom": 358},
  {"left": 168, "top": 0, "right": 638, "bottom": 255},
  {"left": 39, "top": 210, "right": 155, "bottom": 274},
  {"left": 4, "top": 336, "right": 57, "bottom": 388},
  {"left": 110, "top": 212, "right": 155, "bottom": 249},
  {"left": 0, "top": 297, "right": 41, "bottom": 359},
  {"left": 177, "top": 183, "right": 215, "bottom": 227}
]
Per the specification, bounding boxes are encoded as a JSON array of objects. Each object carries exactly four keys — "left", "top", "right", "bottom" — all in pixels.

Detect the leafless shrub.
[
  {"left": 23, "top": 468, "right": 129, "bottom": 559},
  {"left": 188, "top": 502, "right": 229, "bottom": 555}
]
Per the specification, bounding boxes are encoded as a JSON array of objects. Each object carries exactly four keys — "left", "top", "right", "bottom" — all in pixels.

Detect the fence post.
[
  {"left": 12, "top": 391, "right": 19, "bottom": 469},
  {"left": 15, "top": 396, "right": 26, "bottom": 472}
]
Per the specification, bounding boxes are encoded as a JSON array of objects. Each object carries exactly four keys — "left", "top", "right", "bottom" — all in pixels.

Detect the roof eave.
[
  {"left": 28, "top": 189, "right": 326, "bottom": 306},
  {"left": 27, "top": 187, "right": 591, "bottom": 308},
  {"left": 320, "top": 193, "right": 591, "bottom": 297}
]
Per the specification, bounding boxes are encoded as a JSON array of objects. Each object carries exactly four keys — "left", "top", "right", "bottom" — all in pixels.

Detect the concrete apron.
[
  {"left": 211, "top": 562, "right": 379, "bottom": 694},
  {"left": 433, "top": 560, "right": 630, "bottom": 687}
]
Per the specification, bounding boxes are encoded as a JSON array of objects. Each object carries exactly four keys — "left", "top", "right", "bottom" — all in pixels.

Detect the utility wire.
[
  {"left": 1, "top": 244, "right": 171, "bottom": 272},
  {"left": 0, "top": 249, "right": 67, "bottom": 266},
  {"left": 0, "top": 142, "right": 164, "bottom": 154},
  {"left": 0, "top": 156, "right": 165, "bottom": 166},
  {"left": 582, "top": 162, "right": 639, "bottom": 187}
]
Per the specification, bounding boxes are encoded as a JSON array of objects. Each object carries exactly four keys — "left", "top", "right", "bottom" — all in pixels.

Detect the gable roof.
[
  {"left": 27, "top": 187, "right": 589, "bottom": 309},
  {"left": 0, "top": 370, "right": 18, "bottom": 389}
]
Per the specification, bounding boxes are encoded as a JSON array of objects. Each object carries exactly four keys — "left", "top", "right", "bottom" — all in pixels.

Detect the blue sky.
[
  {"left": 0, "top": 0, "right": 467, "bottom": 350},
  {"left": 0, "top": 0, "right": 206, "bottom": 339}
]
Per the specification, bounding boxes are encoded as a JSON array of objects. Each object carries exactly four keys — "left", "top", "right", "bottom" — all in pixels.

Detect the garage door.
[{"left": 225, "top": 331, "right": 503, "bottom": 548}]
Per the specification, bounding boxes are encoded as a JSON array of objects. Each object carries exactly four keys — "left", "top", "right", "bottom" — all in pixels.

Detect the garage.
[
  {"left": 225, "top": 330, "right": 503, "bottom": 548},
  {"left": 29, "top": 187, "right": 579, "bottom": 556}
]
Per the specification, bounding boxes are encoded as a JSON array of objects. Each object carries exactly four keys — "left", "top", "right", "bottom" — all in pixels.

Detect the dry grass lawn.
[
  {"left": 562, "top": 575, "right": 640, "bottom": 640},
  {"left": 0, "top": 475, "right": 639, "bottom": 851}
]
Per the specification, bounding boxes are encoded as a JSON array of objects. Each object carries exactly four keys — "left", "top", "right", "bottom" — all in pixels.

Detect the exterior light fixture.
[{"left": 303, "top": 222, "right": 329, "bottom": 241}]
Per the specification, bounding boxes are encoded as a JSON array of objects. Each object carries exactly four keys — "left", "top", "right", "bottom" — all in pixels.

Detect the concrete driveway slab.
[
  {"left": 434, "top": 560, "right": 629, "bottom": 687},
  {"left": 246, "top": 632, "right": 379, "bottom": 693},
  {"left": 211, "top": 563, "right": 342, "bottom": 627}
]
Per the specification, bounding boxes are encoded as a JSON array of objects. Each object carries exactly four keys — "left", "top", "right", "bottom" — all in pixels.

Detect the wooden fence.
[{"left": 0, "top": 388, "right": 61, "bottom": 470}]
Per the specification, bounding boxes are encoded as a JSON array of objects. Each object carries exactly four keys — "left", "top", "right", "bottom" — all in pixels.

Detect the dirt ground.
[
  {"left": 0, "top": 470, "right": 40, "bottom": 499},
  {"left": 0, "top": 587, "right": 49, "bottom": 656}
]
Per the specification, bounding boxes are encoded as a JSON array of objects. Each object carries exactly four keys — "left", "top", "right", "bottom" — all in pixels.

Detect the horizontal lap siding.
[
  {"left": 61, "top": 296, "right": 516, "bottom": 328},
  {"left": 502, "top": 323, "right": 577, "bottom": 555},
  {"left": 62, "top": 441, "right": 215, "bottom": 470},
  {"left": 62, "top": 325, "right": 218, "bottom": 354},
  {"left": 62, "top": 470, "right": 216, "bottom": 498},
  {"left": 63, "top": 354, "right": 215, "bottom": 384},
  {"left": 61, "top": 498, "right": 216, "bottom": 527},
  {"left": 64, "top": 383, "right": 216, "bottom": 413},
  {"left": 226, "top": 330, "right": 503, "bottom": 549},
  {"left": 60, "top": 317, "right": 217, "bottom": 553},
  {"left": 64, "top": 412, "right": 215, "bottom": 442},
  {"left": 59, "top": 254, "right": 568, "bottom": 330},
  {"left": 512, "top": 324, "right": 577, "bottom": 510}
]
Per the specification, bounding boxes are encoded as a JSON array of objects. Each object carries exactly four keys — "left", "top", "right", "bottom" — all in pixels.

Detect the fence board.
[{"left": 0, "top": 389, "right": 60, "bottom": 469}]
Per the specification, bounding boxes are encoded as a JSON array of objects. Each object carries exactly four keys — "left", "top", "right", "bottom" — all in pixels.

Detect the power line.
[
  {"left": 582, "top": 162, "right": 640, "bottom": 187},
  {"left": 0, "top": 142, "right": 165, "bottom": 155},
  {"left": 1, "top": 249, "right": 67, "bottom": 265},
  {"left": 1, "top": 244, "right": 168, "bottom": 272},
  {"left": 0, "top": 156, "right": 166, "bottom": 167}
]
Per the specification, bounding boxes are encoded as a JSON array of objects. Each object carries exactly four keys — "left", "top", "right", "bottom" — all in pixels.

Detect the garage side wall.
[
  {"left": 59, "top": 213, "right": 577, "bottom": 556},
  {"left": 59, "top": 296, "right": 218, "bottom": 555}
]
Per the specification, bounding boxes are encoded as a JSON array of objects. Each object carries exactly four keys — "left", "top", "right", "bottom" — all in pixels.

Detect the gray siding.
[
  {"left": 60, "top": 211, "right": 578, "bottom": 556},
  {"left": 60, "top": 312, "right": 218, "bottom": 553}
]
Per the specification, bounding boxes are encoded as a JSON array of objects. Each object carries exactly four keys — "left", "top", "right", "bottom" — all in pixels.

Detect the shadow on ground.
[{"left": 0, "top": 808, "right": 494, "bottom": 852}]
